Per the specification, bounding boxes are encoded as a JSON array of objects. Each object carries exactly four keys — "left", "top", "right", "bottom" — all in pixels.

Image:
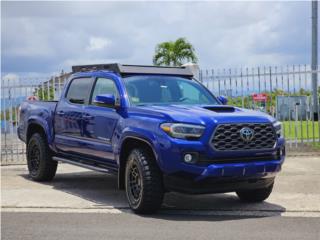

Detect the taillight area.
[
  {"left": 27, "top": 96, "right": 38, "bottom": 101},
  {"left": 17, "top": 105, "right": 22, "bottom": 122}
]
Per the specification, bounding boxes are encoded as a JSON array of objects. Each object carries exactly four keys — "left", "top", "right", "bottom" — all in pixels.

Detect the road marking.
[
  {"left": 160, "top": 209, "right": 320, "bottom": 218},
  {"left": 1, "top": 207, "right": 124, "bottom": 214},
  {"left": 2, "top": 207, "right": 320, "bottom": 217}
]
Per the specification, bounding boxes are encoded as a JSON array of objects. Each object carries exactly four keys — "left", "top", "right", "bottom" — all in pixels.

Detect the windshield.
[{"left": 123, "top": 76, "right": 219, "bottom": 106}]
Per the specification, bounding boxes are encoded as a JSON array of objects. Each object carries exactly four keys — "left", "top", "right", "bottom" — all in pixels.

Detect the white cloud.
[
  {"left": 3, "top": 18, "right": 56, "bottom": 57},
  {"left": 1, "top": 1, "right": 312, "bottom": 76},
  {"left": 2, "top": 73, "right": 19, "bottom": 80},
  {"left": 86, "top": 37, "right": 111, "bottom": 51}
]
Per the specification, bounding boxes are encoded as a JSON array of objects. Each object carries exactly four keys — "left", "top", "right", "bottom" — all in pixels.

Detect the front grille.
[{"left": 211, "top": 123, "right": 276, "bottom": 151}]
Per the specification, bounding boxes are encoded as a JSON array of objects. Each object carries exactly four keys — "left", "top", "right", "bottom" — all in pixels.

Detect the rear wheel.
[
  {"left": 236, "top": 183, "right": 274, "bottom": 202},
  {"left": 125, "top": 148, "right": 164, "bottom": 214},
  {"left": 27, "top": 133, "right": 57, "bottom": 181}
]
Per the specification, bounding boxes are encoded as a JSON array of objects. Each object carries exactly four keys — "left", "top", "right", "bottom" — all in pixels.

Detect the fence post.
[
  {"left": 211, "top": 69, "right": 215, "bottom": 93},
  {"left": 217, "top": 69, "right": 221, "bottom": 96},
  {"left": 257, "top": 67, "right": 261, "bottom": 93},
  {"left": 246, "top": 68, "right": 249, "bottom": 108},
  {"left": 311, "top": 0, "right": 318, "bottom": 120},
  {"left": 241, "top": 68, "right": 244, "bottom": 108},
  {"left": 235, "top": 68, "right": 238, "bottom": 97},
  {"left": 293, "top": 65, "right": 296, "bottom": 95},
  {"left": 224, "top": 69, "right": 227, "bottom": 96},
  {"left": 229, "top": 69, "right": 232, "bottom": 97}
]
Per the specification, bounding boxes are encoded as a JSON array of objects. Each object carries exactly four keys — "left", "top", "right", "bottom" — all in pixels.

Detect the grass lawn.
[{"left": 282, "top": 121, "right": 319, "bottom": 140}]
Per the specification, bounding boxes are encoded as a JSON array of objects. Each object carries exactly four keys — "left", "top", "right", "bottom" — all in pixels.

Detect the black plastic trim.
[{"left": 72, "top": 63, "right": 194, "bottom": 77}]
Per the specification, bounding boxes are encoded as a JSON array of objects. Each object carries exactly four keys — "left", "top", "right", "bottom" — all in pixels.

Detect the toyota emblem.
[{"left": 239, "top": 127, "right": 255, "bottom": 142}]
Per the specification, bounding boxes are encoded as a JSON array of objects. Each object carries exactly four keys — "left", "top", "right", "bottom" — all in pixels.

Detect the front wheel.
[
  {"left": 125, "top": 148, "right": 164, "bottom": 214},
  {"left": 236, "top": 183, "right": 274, "bottom": 202}
]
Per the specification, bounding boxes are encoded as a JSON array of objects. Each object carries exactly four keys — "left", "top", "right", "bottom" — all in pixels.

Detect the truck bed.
[{"left": 18, "top": 100, "right": 58, "bottom": 143}]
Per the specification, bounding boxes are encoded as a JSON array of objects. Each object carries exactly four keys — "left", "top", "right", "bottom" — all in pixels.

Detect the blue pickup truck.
[{"left": 18, "top": 63, "right": 285, "bottom": 214}]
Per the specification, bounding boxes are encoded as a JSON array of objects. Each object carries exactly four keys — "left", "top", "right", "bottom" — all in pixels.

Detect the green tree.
[
  {"left": 37, "top": 86, "right": 54, "bottom": 100},
  {"left": 153, "top": 38, "right": 198, "bottom": 66}
]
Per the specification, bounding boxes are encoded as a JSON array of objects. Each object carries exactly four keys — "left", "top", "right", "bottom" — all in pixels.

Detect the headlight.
[
  {"left": 160, "top": 123, "right": 205, "bottom": 139},
  {"left": 273, "top": 121, "right": 282, "bottom": 137}
]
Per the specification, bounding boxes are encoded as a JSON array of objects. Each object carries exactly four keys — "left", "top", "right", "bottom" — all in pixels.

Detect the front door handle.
[{"left": 57, "top": 111, "right": 65, "bottom": 116}]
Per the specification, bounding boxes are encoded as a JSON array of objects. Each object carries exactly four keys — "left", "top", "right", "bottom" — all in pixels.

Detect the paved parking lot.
[{"left": 1, "top": 156, "right": 320, "bottom": 239}]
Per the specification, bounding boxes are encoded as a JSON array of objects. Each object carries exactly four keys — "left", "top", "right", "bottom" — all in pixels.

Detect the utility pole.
[{"left": 312, "top": 0, "right": 318, "bottom": 120}]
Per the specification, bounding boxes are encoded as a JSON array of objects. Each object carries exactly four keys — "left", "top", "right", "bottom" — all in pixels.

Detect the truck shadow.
[{"left": 20, "top": 168, "right": 286, "bottom": 221}]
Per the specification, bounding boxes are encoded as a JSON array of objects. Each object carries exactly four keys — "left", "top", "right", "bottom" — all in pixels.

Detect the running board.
[{"left": 53, "top": 156, "right": 110, "bottom": 173}]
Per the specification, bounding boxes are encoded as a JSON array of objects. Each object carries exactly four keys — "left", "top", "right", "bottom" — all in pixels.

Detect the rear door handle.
[
  {"left": 83, "top": 114, "right": 94, "bottom": 120},
  {"left": 57, "top": 111, "right": 65, "bottom": 116}
]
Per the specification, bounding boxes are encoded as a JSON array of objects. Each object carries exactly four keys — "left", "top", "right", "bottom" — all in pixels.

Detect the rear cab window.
[{"left": 66, "top": 77, "right": 94, "bottom": 104}]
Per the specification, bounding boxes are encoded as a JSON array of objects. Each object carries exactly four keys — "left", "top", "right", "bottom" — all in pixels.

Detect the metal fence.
[
  {"left": 199, "top": 65, "right": 320, "bottom": 150},
  {"left": 1, "top": 65, "right": 319, "bottom": 164},
  {"left": 1, "top": 74, "right": 69, "bottom": 164}
]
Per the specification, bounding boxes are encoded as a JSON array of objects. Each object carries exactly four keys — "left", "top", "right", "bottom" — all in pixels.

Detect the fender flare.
[
  {"left": 26, "top": 117, "right": 53, "bottom": 144},
  {"left": 116, "top": 130, "right": 160, "bottom": 189}
]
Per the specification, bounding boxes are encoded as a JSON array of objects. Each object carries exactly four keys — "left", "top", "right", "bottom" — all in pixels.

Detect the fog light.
[
  {"left": 183, "top": 152, "right": 199, "bottom": 163},
  {"left": 184, "top": 154, "right": 193, "bottom": 163}
]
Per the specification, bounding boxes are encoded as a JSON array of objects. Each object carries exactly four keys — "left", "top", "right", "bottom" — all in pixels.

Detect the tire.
[
  {"left": 27, "top": 133, "right": 57, "bottom": 181},
  {"left": 236, "top": 183, "right": 274, "bottom": 202},
  {"left": 125, "top": 148, "right": 164, "bottom": 214}
]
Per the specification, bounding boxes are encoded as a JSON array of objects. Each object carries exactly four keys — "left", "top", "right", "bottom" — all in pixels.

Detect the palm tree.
[{"left": 153, "top": 38, "right": 198, "bottom": 66}]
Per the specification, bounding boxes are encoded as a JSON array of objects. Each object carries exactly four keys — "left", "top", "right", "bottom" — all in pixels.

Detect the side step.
[{"left": 53, "top": 156, "right": 110, "bottom": 173}]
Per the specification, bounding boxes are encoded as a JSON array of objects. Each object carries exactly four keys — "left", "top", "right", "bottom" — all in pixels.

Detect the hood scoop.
[{"left": 203, "top": 106, "right": 235, "bottom": 113}]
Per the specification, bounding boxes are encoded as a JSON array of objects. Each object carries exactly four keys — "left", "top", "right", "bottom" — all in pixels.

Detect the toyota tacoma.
[{"left": 18, "top": 63, "right": 285, "bottom": 214}]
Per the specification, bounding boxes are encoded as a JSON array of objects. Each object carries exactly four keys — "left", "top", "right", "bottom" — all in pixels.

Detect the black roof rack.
[{"left": 71, "top": 63, "right": 194, "bottom": 77}]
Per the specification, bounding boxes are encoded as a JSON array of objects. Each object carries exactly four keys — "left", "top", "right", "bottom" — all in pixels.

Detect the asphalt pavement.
[{"left": 2, "top": 212, "right": 320, "bottom": 240}]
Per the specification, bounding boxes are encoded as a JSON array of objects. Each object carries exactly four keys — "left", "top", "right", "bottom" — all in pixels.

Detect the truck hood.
[{"left": 131, "top": 105, "right": 275, "bottom": 125}]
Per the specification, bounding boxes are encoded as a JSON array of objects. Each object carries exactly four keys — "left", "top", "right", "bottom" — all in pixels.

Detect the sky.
[{"left": 1, "top": 1, "right": 314, "bottom": 78}]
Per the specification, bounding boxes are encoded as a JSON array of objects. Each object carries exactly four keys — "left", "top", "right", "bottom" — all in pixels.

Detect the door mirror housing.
[
  {"left": 93, "top": 94, "right": 117, "bottom": 108},
  {"left": 217, "top": 95, "right": 228, "bottom": 105}
]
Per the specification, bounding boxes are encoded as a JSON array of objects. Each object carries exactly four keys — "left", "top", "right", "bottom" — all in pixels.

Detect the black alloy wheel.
[
  {"left": 126, "top": 158, "right": 143, "bottom": 206},
  {"left": 125, "top": 148, "right": 164, "bottom": 214},
  {"left": 28, "top": 139, "right": 41, "bottom": 176},
  {"left": 27, "top": 133, "right": 57, "bottom": 181}
]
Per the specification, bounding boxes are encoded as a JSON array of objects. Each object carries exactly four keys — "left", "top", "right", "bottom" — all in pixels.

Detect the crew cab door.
[
  {"left": 54, "top": 77, "right": 94, "bottom": 154},
  {"left": 80, "top": 77, "right": 120, "bottom": 161}
]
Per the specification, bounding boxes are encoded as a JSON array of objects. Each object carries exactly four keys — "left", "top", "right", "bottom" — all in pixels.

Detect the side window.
[
  {"left": 91, "top": 78, "right": 118, "bottom": 103},
  {"left": 66, "top": 78, "right": 93, "bottom": 104}
]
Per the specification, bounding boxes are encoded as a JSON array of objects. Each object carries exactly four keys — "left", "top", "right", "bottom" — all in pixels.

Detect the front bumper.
[
  {"left": 164, "top": 174, "right": 276, "bottom": 194},
  {"left": 164, "top": 156, "right": 284, "bottom": 194},
  {"left": 163, "top": 155, "right": 284, "bottom": 194},
  {"left": 157, "top": 136, "right": 285, "bottom": 194},
  {"left": 194, "top": 157, "right": 284, "bottom": 181}
]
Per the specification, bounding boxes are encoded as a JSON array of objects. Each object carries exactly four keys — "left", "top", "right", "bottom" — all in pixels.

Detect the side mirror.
[
  {"left": 93, "top": 94, "right": 116, "bottom": 108},
  {"left": 218, "top": 96, "right": 228, "bottom": 105}
]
